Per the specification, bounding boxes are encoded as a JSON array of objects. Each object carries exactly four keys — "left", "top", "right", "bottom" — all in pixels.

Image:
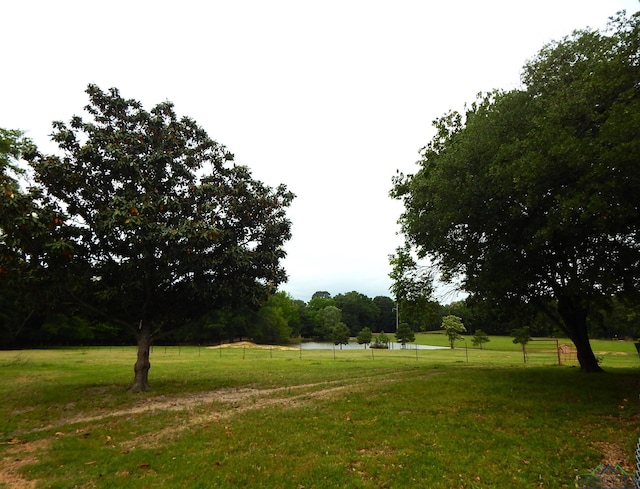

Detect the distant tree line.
[{"left": 3, "top": 285, "right": 637, "bottom": 349}]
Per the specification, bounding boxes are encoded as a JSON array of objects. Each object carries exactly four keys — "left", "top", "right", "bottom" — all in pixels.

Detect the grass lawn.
[{"left": 0, "top": 338, "right": 638, "bottom": 488}]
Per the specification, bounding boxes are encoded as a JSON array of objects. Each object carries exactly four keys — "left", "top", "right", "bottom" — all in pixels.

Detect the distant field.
[
  {"left": 413, "top": 332, "right": 640, "bottom": 368},
  {"left": 0, "top": 338, "right": 638, "bottom": 488}
]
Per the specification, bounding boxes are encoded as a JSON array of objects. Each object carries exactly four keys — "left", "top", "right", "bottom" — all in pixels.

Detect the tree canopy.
[
  {"left": 391, "top": 12, "right": 640, "bottom": 372},
  {"left": 0, "top": 129, "right": 53, "bottom": 346},
  {"left": 395, "top": 322, "right": 415, "bottom": 346},
  {"left": 12, "top": 85, "right": 294, "bottom": 390},
  {"left": 388, "top": 245, "right": 437, "bottom": 331},
  {"left": 372, "top": 295, "right": 396, "bottom": 332},
  {"left": 442, "top": 315, "right": 466, "bottom": 349},
  {"left": 356, "top": 326, "right": 373, "bottom": 347},
  {"left": 334, "top": 291, "right": 380, "bottom": 335}
]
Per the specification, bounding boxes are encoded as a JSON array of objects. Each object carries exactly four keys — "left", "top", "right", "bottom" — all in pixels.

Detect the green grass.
[{"left": 0, "top": 340, "right": 638, "bottom": 488}]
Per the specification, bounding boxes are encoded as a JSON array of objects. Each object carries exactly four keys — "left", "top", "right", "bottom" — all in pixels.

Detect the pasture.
[{"left": 0, "top": 334, "right": 638, "bottom": 488}]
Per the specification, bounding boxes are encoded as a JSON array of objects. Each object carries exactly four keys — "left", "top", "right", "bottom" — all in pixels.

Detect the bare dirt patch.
[
  {"left": 206, "top": 341, "right": 297, "bottom": 351},
  {"left": 591, "top": 440, "right": 635, "bottom": 473},
  {"left": 22, "top": 379, "right": 352, "bottom": 438},
  {"left": 0, "top": 438, "right": 50, "bottom": 489},
  {"left": 25, "top": 370, "right": 435, "bottom": 438},
  {"left": 2, "top": 371, "right": 441, "bottom": 486},
  {"left": 123, "top": 381, "right": 367, "bottom": 449}
]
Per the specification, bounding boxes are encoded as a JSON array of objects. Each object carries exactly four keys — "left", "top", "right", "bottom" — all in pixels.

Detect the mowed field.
[{"left": 0, "top": 334, "right": 638, "bottom": 488}]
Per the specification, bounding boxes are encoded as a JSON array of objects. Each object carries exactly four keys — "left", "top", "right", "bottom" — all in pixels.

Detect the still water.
[{"left": 296, "top": 341, "right": 447, "bottom": 351}]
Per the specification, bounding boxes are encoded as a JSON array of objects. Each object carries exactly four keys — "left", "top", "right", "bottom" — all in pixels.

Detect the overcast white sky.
[{"left": 2, "top": 1, "right": 638, "bottom": 302}]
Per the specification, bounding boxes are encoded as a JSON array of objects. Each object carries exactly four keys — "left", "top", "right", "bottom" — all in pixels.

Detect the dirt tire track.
[
  {"left": 1, "top": 371, "right": 440, "bottom": 486},
  {"left": 21, "top": 370, "right": 431, "bottom": 438},
  {"left": 20, "top": 378, "right": 350, "bottom": 436}
]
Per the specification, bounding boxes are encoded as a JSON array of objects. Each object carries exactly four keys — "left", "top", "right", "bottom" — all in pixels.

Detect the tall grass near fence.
[{"left": 0, "top": 342, "right": 638, "bottom": 488}]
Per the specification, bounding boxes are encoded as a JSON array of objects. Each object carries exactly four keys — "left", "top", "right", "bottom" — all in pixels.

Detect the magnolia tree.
[
  {"left": 19, "top": 85, "right": 294, "bottom": 391},
  {"left": 0, "top": 128, "right": 80, "bottom": 347},
  {"left": 442, "top": 315, "right": 465, "bottom": 349}
]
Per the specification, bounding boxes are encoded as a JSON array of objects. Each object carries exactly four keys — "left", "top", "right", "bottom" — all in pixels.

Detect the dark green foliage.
[
  {"left": 471, "top": 329, "right": 490, "bottom": 349},
  {"left": 331, "top": 322, "right": 350, "bottom": 348},
  {"left": 395, "top": 322, "right": 415, "bottom": 346},
  {"left": 388, "top": 245, "right": 438, "bottom": 331},
  {"left": 372, "top": 295, "right": 395, "bottom": 332},
  {"left": 333, "top": 291, "right": 379, "bottom": 335},
  {"left": 371, "top": 331, "right": 390, "bottom": 348},
  {"left": 391, "top": 13, "right": 640, "bottom": 372},
  {"left": 303, "top": 296, "right": 337, "bottom": 340},
  {"left": 251, "top": 292, "right": 299, "bottom": 344},
  {"left": 311, "top": 291, "right": 331, "bottom": 300},
  {"left": 0, "top": 129, "right": 66, "bottom": 347},
  {"left": 512, "top": 327, "right": 532, "bottom": 363},
  {"left": 512, "top": 327, "right": 531, "bottom": 346},
  {"left": 7, "top": 85, "right": 294, "bottom": 388},
  {"left": 356, "top": 326, "right": 373, "bottom": 347},
  {"left": 318, "top": 305, "right": 342, "bottom": 342}
]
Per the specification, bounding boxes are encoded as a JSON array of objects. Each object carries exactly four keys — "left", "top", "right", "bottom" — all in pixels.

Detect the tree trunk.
[
  {"left": 130, "top": 321, "right": 152, "bottom": 391},
  {"left": 557, "top": 294, "right": 603, "bottom": 373}
]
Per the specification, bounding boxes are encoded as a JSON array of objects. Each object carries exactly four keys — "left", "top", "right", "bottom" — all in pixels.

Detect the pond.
[{"left": 295, "top": 341, "right": 447, "bottom": 351}]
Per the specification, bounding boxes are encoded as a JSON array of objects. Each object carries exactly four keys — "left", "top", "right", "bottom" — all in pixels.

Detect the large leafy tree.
[
  {"left": 251, "top": 291, "right": 300, "bottom": 344},
  {"left": 391, "top": 12, "right": 640, "bottom": 372},
  {"left": 372, "top": 295, "right": 395, "bottom": 332},
  {"left": 331, "top": 322, "right": 351, "bottom": 349},
  {"left": 388, "top": 246, "right": 438, "bottom": 331},
  {"left": 318, "top": 305, "right": 342, "bottom": 341},
  {"left": 0, "top": 129, "right": 63, "bottom": 346},
  {"left": 305, "top": 295, "right": 336, "bottom": 340},
  {"left": 395, "top": 322, "right": 415, "bottom": 347},
  {"left": 22, "top": 85, "right": 294, "bottom": 390},
  {"left": 356, "top": 326, "right": 373, "bottom": 347},
  {"left": 442, "top": 315, "right": 466, "bottom": 349},
  {"left": 0, "top": 128, "right": 34, "bottom": 345},
  {"left": 333, "top": 291, "right": 379, "bottom": 335}
]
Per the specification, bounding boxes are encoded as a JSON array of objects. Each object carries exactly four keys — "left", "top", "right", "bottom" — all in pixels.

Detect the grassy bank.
[{"left": 0, "top": 341, "right": 638, "bottom": 488}]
